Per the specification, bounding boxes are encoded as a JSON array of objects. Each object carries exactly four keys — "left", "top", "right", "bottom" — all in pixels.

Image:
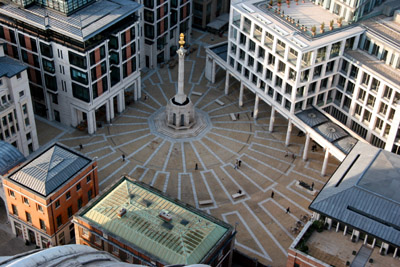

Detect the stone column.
[
  {"left": 225, "top": 72, "right": 230, "bottom": 95},
  {"left": 117, "top": 92, "right": 125, "bottom": 113},
  {"left": 253, "top": 94, "right": 259, "bottom": 119},
  {"left": 87, "top": 110, "right": 96, "bottom": 135},
  {"left": 211, "top": 60, "right": 216, "bottom": 84},
  {"left": 321, "top": 148, "right": 330, "bottom": 176},
  {"left": 105, "top": 102, "right": 110, "bottom": 123},
  {"left": 269, "top": 106, "right": 275, "bottom": 132},
  {"left": 110, "top": 98, "right": 115, "bottom": 121},
  {"left": 239, "top": 82, "right": 244, "bottom": 107},
  {"left": 285, "top": 119, "right": 292, "bottom": 147},
  {"left": 303, "top": 133, "right": 310, "bottom": 161},
  {"left": 175, "top": 46, "right": 187, "bottom": 104}
]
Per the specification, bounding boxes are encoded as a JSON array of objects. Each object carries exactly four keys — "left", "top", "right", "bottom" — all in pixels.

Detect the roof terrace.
[
  {"left": 255, "top": 0, "right": 348, "bottom": 37},
  {"left": 290, "top": 222, "right": 400, "bottom": 267}
]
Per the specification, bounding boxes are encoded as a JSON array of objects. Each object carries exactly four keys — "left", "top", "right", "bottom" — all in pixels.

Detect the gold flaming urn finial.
[{"left": 179, "top": 33, "right": 185, "bottom": 48}]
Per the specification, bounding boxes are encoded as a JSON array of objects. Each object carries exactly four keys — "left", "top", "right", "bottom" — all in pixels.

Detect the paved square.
[{"left": 35, "top": 30, "right": 339, "bottom": 266}]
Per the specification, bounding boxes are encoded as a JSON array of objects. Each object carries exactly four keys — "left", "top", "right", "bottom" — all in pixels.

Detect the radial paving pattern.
[{"left": 54, "top": 30, "right": 340, "bottom": 266}]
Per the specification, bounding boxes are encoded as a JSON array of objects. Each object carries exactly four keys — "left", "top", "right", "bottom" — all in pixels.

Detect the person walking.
[
  {"left": 238, "top": 159, "right": 242, "bottom": 167},
  {"left": 195, "top": 163, "right": 198, "bottom": 170},
  {"left": 234, "top": 162, "right": 238, "bottom": 170},
  {"left": 79, "top": 144, "right": 83, "bottom": 150},
  {"left": 271, "top": 191, "right": 274, "bottom": 198},
  {"left": 311, "top": 182, "right": 314, "bottom": 190},
  {"left": 286, "top": 207, "right": 290, "bottom": 214},
  {"left": 122, "top": 154, "right": 125, "bottom": 161}
]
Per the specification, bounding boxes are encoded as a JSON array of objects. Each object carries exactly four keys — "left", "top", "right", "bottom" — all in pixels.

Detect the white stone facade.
[
  {"left": 206, "top": 0, "right": 400, "bottom": 169},
  {"left": 0, "top": 46, "right": 38, "bottom": 157}
]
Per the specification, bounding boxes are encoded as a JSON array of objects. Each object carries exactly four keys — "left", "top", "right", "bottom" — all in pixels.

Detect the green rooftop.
[{"left": 80, "top": 177, "right": 232, "bottom": 265}]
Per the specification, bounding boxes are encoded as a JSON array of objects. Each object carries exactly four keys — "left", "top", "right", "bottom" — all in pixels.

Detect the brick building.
[
  {"left": 74, "top": 176, "right": 236, "bottom": 266},
  {"left": 3, "top": 143, "right": 98, "bottom": 248}
]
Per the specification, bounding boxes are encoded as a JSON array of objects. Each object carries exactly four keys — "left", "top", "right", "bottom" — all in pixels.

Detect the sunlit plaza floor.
[{"left": 34, "top": 29, "right": 340, "bottom": 266}]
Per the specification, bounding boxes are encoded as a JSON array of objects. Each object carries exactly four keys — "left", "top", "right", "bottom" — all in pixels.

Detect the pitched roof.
[
  {"left": 0, "top": 55, "right": 27, "bottom": 78},
  {"left": 79, "top": 178, "right": 233, "bottom": 265},
  {"left": 309, "top": 142, "right": 400, "bottom": 247},
  {"left": 0, "top": 141, "right": 25, "bottom": 175},
  {"left": 8, "top": 144, "right": 91, "bottom": 196}
]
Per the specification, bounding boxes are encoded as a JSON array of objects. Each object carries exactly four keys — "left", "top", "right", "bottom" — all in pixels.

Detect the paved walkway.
[{"left": 34, "top": 29, "right": 339, "bottom": 266}]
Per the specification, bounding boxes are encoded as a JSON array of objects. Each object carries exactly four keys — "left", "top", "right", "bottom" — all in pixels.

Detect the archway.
[{"left": 0, "top": 197, "right": 8, "bottom": 224}]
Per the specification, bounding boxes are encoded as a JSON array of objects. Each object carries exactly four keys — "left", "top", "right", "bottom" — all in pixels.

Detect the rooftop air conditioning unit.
[
  {"left": 159, "top": 210, "right": 172, "bottom": 222},
  {"left": 118, "top": 208, "right": 127, "bottom": 218}
]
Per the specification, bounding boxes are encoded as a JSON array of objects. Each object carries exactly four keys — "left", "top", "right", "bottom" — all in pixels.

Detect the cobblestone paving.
[{"left": 37, "top": 30, "right": 340, "bottom": 266}]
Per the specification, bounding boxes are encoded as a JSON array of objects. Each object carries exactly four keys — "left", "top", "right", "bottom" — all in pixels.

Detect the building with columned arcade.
[
  {"left": 206, "top": 0, "right": 400, "bottom": 176},
  {"left": 0, "top": 0, "right": 142, "bottom": 134}
]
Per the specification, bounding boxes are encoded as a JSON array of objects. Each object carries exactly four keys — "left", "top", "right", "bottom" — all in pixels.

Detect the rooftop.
[
  {"left": 360, "top": 15, "right": 400, "bottom": 50},
  {"left": 0, "top": 141, "right": 25, "bottom": 176},
  {"left": 0, "top": 0, "right": 141, "bottom": 41},
  {"left": 7, "top": 143, "right": 91, "bottom": 196},
  {"left": 0, "top": 53, "right": 27, "bottom": 78},
  {"left": 291, "top": 223, "right": 400, "bottom": 267},
  {"left": 309, "top": 142, "right": 400, "bottom": 247},
  {"left": 78, "top": 177, "right": 233, "bottom": 266}
]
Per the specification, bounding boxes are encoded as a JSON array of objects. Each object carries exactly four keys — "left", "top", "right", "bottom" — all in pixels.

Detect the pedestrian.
[
  {"left": 238, "top": 189, "right": 242, "bottom": 194},
  {"left": 271, "top": 191, "right": 274, "bottom": 198},
  {"left": 79, "top": 144, "right": 83, "bottom": 150},
  {"left": 311, "top": 182, "right": 314, "bottom": 190},
  {"left": 238, "top": 159, "right": 242, "bottom": 167},
  {"left": 122, "top": 154, "right": 125, "bottom": 161},
  {"left": 195, "top": 163, "right": 198, "bottom": 170},
  {"left": 285, "top": 151, "right": 288, "bottom": 157},
  {"left": 286, "top": 207, "right": 290, "bottom": 214},
  {"left": 251, "top": 111, "right": 254, "bottom": 117},
  {"left": 234, "top": 162, "right": 238, "bottom": 169},
  {"left": 292, "top": 153, "right": 296, "bottom": 159},
  {"left": 144, "top": 94, "right": 148, "bottom": 101},
  {"left": 237, "top": 113, "right": 240, "bottom": 119}
]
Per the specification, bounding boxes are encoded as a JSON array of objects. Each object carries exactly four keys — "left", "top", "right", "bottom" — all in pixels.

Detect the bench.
[
  {"left": 230, "top": 113, "right": 237, "bottom": 121},
  {"left": 199, "top": 200, "right": 213, "bottom": 205},
  {"left": 192, "top": 91, "right": 203, "bottom": 96},
  {"left": 215, "top": 99, "right": 225, "bottom": 106},
  {"left": 232, "top": 192, "right": 245, "bottom": 199}
]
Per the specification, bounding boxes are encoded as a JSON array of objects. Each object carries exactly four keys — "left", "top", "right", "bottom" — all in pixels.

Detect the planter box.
[{"left": 296, "top": 181, "right": 317, "bottom": 196}]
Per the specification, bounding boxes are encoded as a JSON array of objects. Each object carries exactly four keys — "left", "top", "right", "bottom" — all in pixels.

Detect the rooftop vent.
[
  {"left": 180, "top": 219, "right": 189, "bottom": 226},
  {"left": 117, "top": 208, "right": 127, "bottom": 218},
  {"left": 159, "top": 210, "right": 172, "bottom": 222}
]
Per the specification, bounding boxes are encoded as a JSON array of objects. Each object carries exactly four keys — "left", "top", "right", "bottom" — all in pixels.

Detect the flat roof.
[
  {"left": 310, "top": 142, "right": 400, "bottom": 247},
  {"left": 7, "top": 143, "right": 91, "bottom": 196},
  {"left": 0, "top": 0, "right": 141, "bottom": 41},
  {"left": 233, "top": 1, "right": 364, "bottom": 51},
  {"left": 78, "top": 177, "right": 233, "bottom": 265},
  {"left": 344, "top": 49, "right": 400, "bottom": 86},
  {"left": 361, "top": 15, "right": 400, "bottom": 50}
]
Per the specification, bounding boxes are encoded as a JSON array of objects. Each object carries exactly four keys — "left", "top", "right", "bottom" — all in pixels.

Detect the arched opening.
[
  {"left": 180, "top": 114, "right": 184, "bottom": 126},
  {"left": 173, "top": 113, "right": 176, "bottom": 126}
]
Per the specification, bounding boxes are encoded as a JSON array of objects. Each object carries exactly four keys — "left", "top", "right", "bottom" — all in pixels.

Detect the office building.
[
  {"left": 206, "top": 0, "right": 400, "bottom": 174},
  {"left": 74, "top": 176, "right": 235, "bottom": 266},
  {"left": 0, "top": 43, "right": 38, "bottom": 156},
  {"left": 142, "top": 0, "right": 192, "bottom": 68},
  {"left": 3, "top": 143, "right": 99, "bottom": 248},
  {"left": 0, "top": 0, "right": 142, "bottom": 134},
  {"left": 192, "top": 0, "right": 230, "bottom": 30}
]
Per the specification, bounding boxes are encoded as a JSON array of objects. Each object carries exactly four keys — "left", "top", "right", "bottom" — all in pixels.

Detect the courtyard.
[{"left": 31, "top": 29, "right": 339, "bottom": 266}]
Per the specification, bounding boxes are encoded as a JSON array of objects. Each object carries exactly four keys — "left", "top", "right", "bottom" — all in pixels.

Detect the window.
[
  {"left": 330, "top": 42, "right": 341, "bottom": 58},
  {"left": 72, "top": 83, "right": 89, "bottom": 103},
  {"left": 354, "top": 104, "right": 362, "bottom": 117},
  {"left": 363, "top": 109, "right": 372, "bottom": 123},
  {"left": 55, "top": 200, "right": 60, "bottom": 209},
  {"left": 9, "top": 190, "right": 15, "bottom": 198},
  {"left": 316, "top": 46, "right": 326, "bottom": 63},
  {"left": 70, "top": 68, "right": 88, "bottom": 85},
  {"left": 40, "top": 219, "right": 46, "bottom": 231},
  {"left": 16, "top": 73, "right": 21, "bottom": 79},
  {"left": 11, "top": 204, "right": 18, "bottom": 216},
  {"left": 56, "top": 215, "right": 62, "bottom": 227},
  {"left": 361, "top": 72, "right": 370, "bottom": 85},
  {"left": 383, "top": 86, "right": 393, "bottom": 100},
  {"left": 379, "top": 103, "right": 388, "bottom": 115},
  {"left": 68, "top": 51, "right": 87, "bottom": 69},
  {"left": 112, "top": 245, "right": 119, "bottom": 255},
  {"left": 94, "top": 235, "right": 101, "bottom": 245},
  {"left": 367, "top": 94, "right": 375, "bottom": 107},
  {"left": 67, "top": 206, "right": 73, "bottom": 218},
  {"left": 66, "top": 191, "right": 71, "bottom": 200},
  {"left": 76, "top": 183, "right": 81, "bottom": 191},
  {"left": 82, "top": 228, "right": 89, "bottom": 238},
  {"left": 249, "top": 40, "right": 255, "bottom": 52},
  {"left": 88, "top": 189, "right": 93, "bottom": 201},
  {"left": 375, "top": 117, "right": 384, "bottom": 131},
  {"left": 26, "top": 212, "right": 32, "bottom": 223},
  {"left": 23, "top": 197, "right": 29, "bottom": 206},
  {"left": 19, "top": 91, "right": 24, "bottom": 97},
  {"left": 78, "top": 197, "right": 83, "bottom": 209},
  {"left": 358, "top": 89, "right": 366, "bottom": 101},
  {"left": 37, "top": 204, "right": 43, "bottom": 213}
]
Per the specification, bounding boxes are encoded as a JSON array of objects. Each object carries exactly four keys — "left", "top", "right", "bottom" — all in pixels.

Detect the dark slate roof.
[
  {"left": 8, "top": 144, "right": 91, "bottom": 196},
  {"left": 0, "top": 141, "right": 25, "bottom": 175},
  {"left": 309, "top": 142, "right": 400, "bottom": 247},
  {"left": 0, "top": 55, "right": 27, "bottom": 78},
  {"left": 210, "top": 43, "right": 227, "bottom": 62},
  {"left": 296, "top": 108, "right": 357, "bottom": 154}
]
